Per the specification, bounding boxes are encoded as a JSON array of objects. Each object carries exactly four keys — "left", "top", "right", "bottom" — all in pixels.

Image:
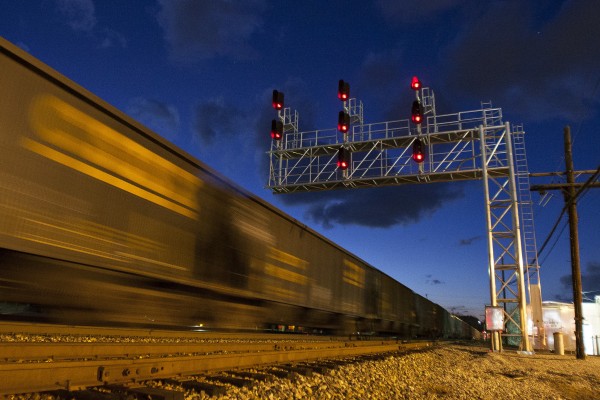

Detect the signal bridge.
[{"left": 267, "top": 79, "right": 543, "bottom": 353}]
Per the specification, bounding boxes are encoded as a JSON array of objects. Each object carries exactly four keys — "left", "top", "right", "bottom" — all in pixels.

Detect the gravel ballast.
[{"left": 181, "top": 344, "right": 600, "bottom": 399}]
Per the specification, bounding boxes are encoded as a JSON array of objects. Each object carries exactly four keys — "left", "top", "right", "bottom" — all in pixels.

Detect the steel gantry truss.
[{"left": 267, "top": 85, "right": 541, "bottom": 352}]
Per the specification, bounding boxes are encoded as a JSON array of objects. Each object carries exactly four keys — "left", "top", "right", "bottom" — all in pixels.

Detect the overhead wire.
[{"left": 535, "top": 165, "right": 600, "bottom": 264}]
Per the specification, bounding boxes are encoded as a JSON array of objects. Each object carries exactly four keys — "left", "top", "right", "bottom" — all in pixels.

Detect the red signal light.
[
  {"left": 271, "top": 119, "right": 283, "bottom": 140},
  {"left": 338, "top": 111, "right": 350, "bottom": 133},
  {"left": 337, "top": 147, "right": 349, "bottom": 170},
  {"left": 411, "top": 76, "right": 421, "bottom": 91},
  {"left": 272, "top": 90, "right": 284, "bottom": 110},
  {"left": 412, "top": 138, "right": 425, "bottom": 163},
  {"left": 411, "top": 100, "right": 423, "bottom": 124},
  {"left": 338, "top": 80, "right": 350, "bottom": 101}
]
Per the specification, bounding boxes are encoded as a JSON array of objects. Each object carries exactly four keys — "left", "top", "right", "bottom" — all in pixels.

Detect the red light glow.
[
  {"left": 272, "top": 90, "right": 284, "bottom": 110},
  {"left": 411, "top": 76, "right": 421, "bottom": 90},
  {"left": 338, "top": 80, "right": 350, "bottom": 101}
]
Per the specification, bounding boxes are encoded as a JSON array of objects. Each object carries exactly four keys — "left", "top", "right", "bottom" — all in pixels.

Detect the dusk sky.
[{"left": 2, "top": 0, "right": 599, "bottom": 319}]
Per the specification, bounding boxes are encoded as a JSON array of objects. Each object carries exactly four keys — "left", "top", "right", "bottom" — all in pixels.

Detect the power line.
[{"left": 532, "top": 165, "right": 600, "bottom": 262}]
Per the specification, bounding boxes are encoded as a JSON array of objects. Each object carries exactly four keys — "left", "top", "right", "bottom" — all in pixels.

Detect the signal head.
[
  {"left": 338, "top": 111, "right": 350, "bottom": 133},
  {"left": 337, "top": 147, "right": 349, "bottom": 170},
  {"left": 338, "top": 80, "right": 350, "bottom": 101},
  {"left": 271, "top": 119, "right": 283, "bottom": 140},
  {"left": 411, "top": 76, "right": 422, "bottom": 91},
  {"left": 411, "top": 100, "right": 423, "bottom": 124},
  {"left": 412, "top": 138, "right": 425, "bottom": 163},
  {"left": 272, "top": 90, "right": 284, "bottom": 110}
]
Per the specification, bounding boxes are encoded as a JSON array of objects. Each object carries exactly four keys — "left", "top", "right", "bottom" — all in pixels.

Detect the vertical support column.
[
  {"left": 269, "top": 139, "right": 282, "bottom": 188},
  {"left": 505, "top": 122, "right": 531, "bottom": 352},
  {"left": 480, "top": 125, "right": 501, "bottom": 352}
]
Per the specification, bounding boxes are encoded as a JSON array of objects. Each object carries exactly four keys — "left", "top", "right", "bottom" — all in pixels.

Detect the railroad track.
[{"left": 0, "top": 322, "right": 436, "bottom": 397}]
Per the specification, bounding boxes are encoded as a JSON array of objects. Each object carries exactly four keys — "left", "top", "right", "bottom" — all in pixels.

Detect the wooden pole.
[{"left": 563, "top": 126, "right": 586, "bottom": 360}]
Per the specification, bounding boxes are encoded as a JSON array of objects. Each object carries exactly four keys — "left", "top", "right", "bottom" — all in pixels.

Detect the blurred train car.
[{"left": 0, "top": 37, "right": 478, "bottom": 339}]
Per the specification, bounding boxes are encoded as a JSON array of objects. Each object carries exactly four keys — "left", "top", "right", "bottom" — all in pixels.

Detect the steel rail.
[
  {"left": 0, "top": 340, "right": 399, "bottom": 362},
  {"left": 0, "top": 341, "right": 432, "bottom": 395}
]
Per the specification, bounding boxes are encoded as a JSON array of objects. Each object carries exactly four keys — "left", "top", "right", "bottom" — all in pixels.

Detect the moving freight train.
[{"left": 0, "top": 37, "right": 479, "bottom": 340}]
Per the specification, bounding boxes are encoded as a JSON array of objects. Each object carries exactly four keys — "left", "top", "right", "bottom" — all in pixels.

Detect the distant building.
[{"left": 528, "top": 296, "right": 600, "bottom": 355}]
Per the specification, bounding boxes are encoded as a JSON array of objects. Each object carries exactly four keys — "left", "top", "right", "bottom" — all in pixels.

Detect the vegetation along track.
[{"left": 0, "top": 322, "right": 436, "bottom": 396}]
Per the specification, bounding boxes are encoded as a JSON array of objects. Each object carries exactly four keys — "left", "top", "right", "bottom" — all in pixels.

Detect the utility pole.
[
  {"left": 529, "top": 126, "right": 600, "bottom": 360},
  {"left": 564, "top": 126, "right": 585, "bottom": 360}
]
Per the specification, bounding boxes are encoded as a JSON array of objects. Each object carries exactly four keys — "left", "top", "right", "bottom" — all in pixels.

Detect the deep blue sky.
[{"left": 2, "top": 0, "right": 599, "bottom": 318}]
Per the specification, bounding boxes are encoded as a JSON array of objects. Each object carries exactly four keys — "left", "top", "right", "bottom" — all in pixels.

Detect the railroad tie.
[
  {"left": 127, "top": 387, "right": 184, "bottom": 400},
  {"left": 227, "top": 370, "right": 275, "bottom": 382},
  {"left": 278, "top": 364, "right": 314, "bottom": 377},
  {"left": 174, "top": 380, "right": 227, "bottom": 397},
  {"left": 45, "top": 390, "right": 120, "bottom": 400},
  {"left": 207, "top": 375, "right": 254, "bottom": 388}
]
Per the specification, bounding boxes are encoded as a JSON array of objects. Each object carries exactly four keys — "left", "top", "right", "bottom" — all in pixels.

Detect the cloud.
[
  {"left": 56, "top": 0, "right": 96, "bottom": 32},
  {"left": 127, "top": 98, "right": 180, "bottom": 141},
  {"left": 425, "top": 274, "right": 445, "bottom": 285},
  {"left": 357, "top": 50, "right": 415, "bottom": 121},
  {"left": 376, "top": 0, "right": 464, "bottom": 24},
  {"left": 558, "top": 261, "right": 600, "bottom": 301},
  {"left": 98, "top": 28, "right": 127, "bottom": 49},
  {"left": 54, "top": 0, "right": 126, "bottom": 48},
  {"left": 156, "top": 0, "right": 266, "bottom": 63},
  {"left": 442, "top": 1, "right": 600, "bottom": 122},
  {"left": 459, "top": 235, "right": 482, "bottom": 246},
  {"left": 193, "top": 97, "right": 246, "bottom": 145},
  {"left": 278, "top": 182, "right": 465, "bottom": 229}
]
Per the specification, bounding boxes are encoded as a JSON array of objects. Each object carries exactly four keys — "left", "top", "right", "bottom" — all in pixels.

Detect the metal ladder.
[{"left": 511, "top": 125, "right": 541, "bottom": 289}]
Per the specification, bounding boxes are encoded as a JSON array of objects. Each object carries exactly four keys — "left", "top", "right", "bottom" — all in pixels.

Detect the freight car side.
[{"left": 251, "top": 200, "right": 377, "bottom": 334}]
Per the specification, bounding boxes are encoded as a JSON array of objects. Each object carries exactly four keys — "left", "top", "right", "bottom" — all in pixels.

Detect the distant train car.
[{"left": 0, "top": 37, "right": 477, "bottom": 339}]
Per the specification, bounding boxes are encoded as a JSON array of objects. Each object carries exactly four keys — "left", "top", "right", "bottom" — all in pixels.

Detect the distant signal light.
[
  {"left": 338, "top": 111, "right": 350, "bottom": 133},
  {"left": 412, "top": 138, "right": 425, "bottom": 163},
  {"left": 411, "top": 76, "right": 422, "bottom": 91},
  {"left": 272, "top": 90, "right": 284, "bottom": 110},
  {"left": 338, "top": 80, "right": 350, "bottom": 101},
  {"left": 411, "top": 100, "right": 423, "bottom": 124},
  {"left": 337, "top": 147, "right": 349, "bottom": 170},
  {"left": 271, "top": 119, "right": 283, "bottom": 140}
]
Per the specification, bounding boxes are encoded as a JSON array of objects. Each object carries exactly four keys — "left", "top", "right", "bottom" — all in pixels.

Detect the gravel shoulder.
[{"left": 207, "top": 343, "right": 600, "bottom": 400}]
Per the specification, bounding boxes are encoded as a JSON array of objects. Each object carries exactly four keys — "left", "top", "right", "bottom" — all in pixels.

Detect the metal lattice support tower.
[
  {"left": 480, "top": 123, "right": 530, "bottom": 352},
  {"left": 267, "top": 88, "right": 536, "bottom": 352}
]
